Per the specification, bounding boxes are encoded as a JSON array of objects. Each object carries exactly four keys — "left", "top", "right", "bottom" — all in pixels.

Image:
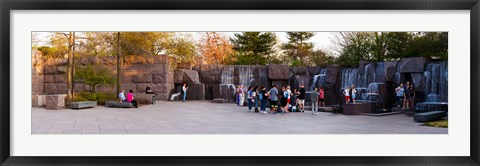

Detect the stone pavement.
[{"left": 31, "top": 101, "right": 448, "bottom": 134}]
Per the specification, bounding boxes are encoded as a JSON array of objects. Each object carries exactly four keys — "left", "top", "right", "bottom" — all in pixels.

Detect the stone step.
[
  {"left": 70, "top": 101, "right": 97, "bottom": 109},
  {"left": 414, "top": 111, "right": 447, "bottom": 122},
  {"left": 358, "top": 111, "right": 403, "bottom": 117},
  {"left": 212, "top": 98, "right": 225, "bottom": 103}
]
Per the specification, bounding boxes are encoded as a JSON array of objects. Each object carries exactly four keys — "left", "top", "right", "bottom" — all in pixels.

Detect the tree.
[
  {"left": 230, "top": 32, "right": 276, "bottom": 65},
  {"left": 198, "top": 32, "right": 234, "bottom": 65},
  {"left": 116, "top": 32, "right": 121, "bottom": 96},
  {"left": 332, "top": 32, "right": 374, "bottom": 67},
  {"left": 282, "top": 32, "right": 315, "bottom": 66},
  {"left": 75, "top": 65, "right": 116, "bottom": 92},
  {"left": 310, "top": 49, "right": 336, "bottom": 67}
]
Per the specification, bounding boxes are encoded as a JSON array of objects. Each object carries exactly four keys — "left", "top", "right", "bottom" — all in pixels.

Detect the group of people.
[
  {"left": 235, "top": 84, "right": 325, "bottom": 115},
  {"left": 342, "top": 85, "right": 358, "bottom": 104},
  {"left": 395, "top": 81, "right": 416, "bottom": 109},
  {"left": 118, "top": 89, "right": 139, "bottom": 108}
]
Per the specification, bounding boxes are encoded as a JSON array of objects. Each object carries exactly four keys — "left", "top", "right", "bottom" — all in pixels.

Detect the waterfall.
[
  {"left": 219, "top": 66, "right": 235, "bottom": 101},
  {"left": 340, "top": 68, "right": 359, "bottom": 89},
  {"left": 220, "top": 66, "right": 234, "bottom": 84},
  {"left": 374, "top": 62, "right": 385, "bottom": 83},
  {"left": 424, "top": 62, "right": 448, "bottom": 102},
  {"left": 361, "top": 64, "right": 376, "bottom": 88},
  {"left": 238, "top": 67, "right": 254, "bottom": 90},
  {"left": 310, "top": 68, "right": 326, "bottom": 90}
]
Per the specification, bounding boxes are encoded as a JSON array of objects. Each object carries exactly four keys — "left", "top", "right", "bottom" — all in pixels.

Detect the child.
[
  {"left": 343, "top": 87, "right": 350, "bottom": 104},
  {"left": 318, "top": 87, "right": 325, "bottom": 107},
  {"left": 351, "top": 84, "right": 357, "bottom": 103}
]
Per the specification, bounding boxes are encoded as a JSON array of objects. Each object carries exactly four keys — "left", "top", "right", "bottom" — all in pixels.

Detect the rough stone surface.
[
  {"left": 45, "top": 83, "right": 56, "bottom": 94},
  {"left": 153, "top": 74, "right": 167, "bottom": 83},
  {"left": 292, "top": 66, "right": 307, "bottom": 75},
  {"left": 398, "top": 57, "right": 431, "bottom": 73},
  {"left": 325, "top": 65, "right": 342, "bottom": 84},
  {"left": 44, "top": 75, "right": 55, "bottom": 83},
  {"left": 70, "top": 101, "right": 97, "bottom": 109},
  {"left": 54, "top": 75, "right": 66, "bottom": 83},
  {"left": 308, "top": 66, "right": 322, "bottom": 75},
  {"left": 132, "top": 73, "right": 153, "bottom": 83},
  {"left": 178, "top": 83, "right": 205, "bottom": 100},
  {"left": 46, "top": 95, "right": 65, "bottom": 110},
  {"left": 44, "top": 67, "right": 57, "bottom": 75},
  {"left": 174, "top": 69, "right": 185, "bottom": 84},
  {"left": 57, "top": 66, "right": 67, "bottom": 74},
  {"left": 182, "top": 70, "right": 200, "bottom": 84},
  {"left": 55, "top": 83, "right": 68, "bottom": 94},
  {"left": 268, "top": 64, "right": 289, "bottom": 80},
  {"left": 359, "top": 60, "right": 373, "bottom": 74},
  {"left": 384, "top": 61, "right": 398, "bottom": 82},
  {"left": 32, "top": 95, "right": 46, "bottom": 107},
  {"left": 411, "top": 73, "right": 425, "bottom": 92},
  {"left": 105, "top": 101, "right": 133, "bottom": 108}
]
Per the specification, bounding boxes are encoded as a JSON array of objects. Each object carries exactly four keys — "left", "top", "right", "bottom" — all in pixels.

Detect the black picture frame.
[{"left": 1, "top": 0, "right": 479, "bottom": 165}]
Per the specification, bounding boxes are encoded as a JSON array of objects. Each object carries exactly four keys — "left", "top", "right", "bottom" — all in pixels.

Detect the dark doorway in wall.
[{"left": 401, "top": 73, "right": 413, "bottom": 84}]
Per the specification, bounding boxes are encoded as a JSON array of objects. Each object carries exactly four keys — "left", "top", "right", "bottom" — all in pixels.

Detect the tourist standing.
[
  {"left": 253, "top": 86, "right": 259, "bottom": 112},
  {"left": 259, "top": 86, "right": 268, "bottom": 114},
  {"left": 286, "top": 86, "right": 292, "bottom": 111},
  {"left": 118, "top": 90, "right": 126, "bottom": 102},
  {"left": 239, "top": 85, "right": 245, "bottom": 107},
  {"left": 236, "top": 85, "right": 240, "bottom": 106},
  {"left": 291, "top": 89, "right": 298, "bottom": 112},
  {"left": 269, "top": 85, "right": 279, "bottom": 113},
  {"left": 351, "top": 84, "right": 357, "bottom": 103},
  {"left": 395, "top": 83, "right": 404, "bottom": 108},
  {"left": 126, "top": 89, "right": 138, "bottom": 108},
  {"left": 297, "top": 84, "right": 306, "bottom": 112},
  {"left": 409, "top": 83, "right": 416, "bottom": 109},
  {"left": 403, "top": 82, "right": 410, "bottom": 108},
  {"left": 247, "top": 86, "right": 253, "bottom": 111},
  {"left": 311, "top": 87, "right": 319, "bottom": 115},
  {"left": 343, "top": 87, "right": 350, "bottom": 104},
  {"left": 182, "top": 83, "right": 188, "bottom": 102},
  {"left": 404, "top": 82, "right": 411, "bottom": 109},
  {"left": 280, "top": 86, "right": 288, "bottom": 114},
  {"left": 319, "top": 87, "right": 325, "bottom": 107}
]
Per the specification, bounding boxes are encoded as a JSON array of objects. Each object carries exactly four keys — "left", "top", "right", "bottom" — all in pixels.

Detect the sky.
[{"left": 32, "top": 32, "right": 337, "bottom": 51}]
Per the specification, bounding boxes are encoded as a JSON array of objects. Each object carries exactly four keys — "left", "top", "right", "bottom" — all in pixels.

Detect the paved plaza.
[{"left": 32, "top": 101, "right": 448, "bottom": 134}]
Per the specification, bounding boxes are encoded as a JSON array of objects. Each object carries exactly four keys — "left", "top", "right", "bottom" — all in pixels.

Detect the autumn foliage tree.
[{"left": 198, "top": 32, "right": 234, "bottom": 65}]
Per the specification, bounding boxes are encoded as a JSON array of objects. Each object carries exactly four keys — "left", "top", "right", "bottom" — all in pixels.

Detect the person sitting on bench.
[
  {"left": 118, "top": 90, "right": 126, "bottom": 103},
  {"left": 126, "top": 89, "right": 138, "bottom": 108},
  {"left": 146, "top": 84, "right": 155, "bottom": 94}
]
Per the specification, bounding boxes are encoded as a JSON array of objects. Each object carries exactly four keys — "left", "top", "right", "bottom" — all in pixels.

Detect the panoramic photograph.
[{"left": 31, "top": 31, "right": 448, "bottom": 134}]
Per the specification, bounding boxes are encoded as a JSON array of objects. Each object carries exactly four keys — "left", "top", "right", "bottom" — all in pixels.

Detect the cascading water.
[
  {"left": 238, "top": 66, "right": 254, "bottom": 91},
  {"left": 310, "top": 68, "right": 326, "bottom": 91},
  {"left": 340, "top": 68, "right": 359, "bottom": 89},
  {"left": 219, "top": 66, "right": 235, "bottom": 101},
  {"left": 362, "top": 64, "right": 376, "bottom": 88},
  {"left": 423, "top": 62, "right": 448, "bottom": 102}
]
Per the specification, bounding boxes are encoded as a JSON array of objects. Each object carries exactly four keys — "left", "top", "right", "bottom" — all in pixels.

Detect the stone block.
[
  {"left": 70, "top": 101, "right": 97, "bottom": 109},
  {"left": 57, "top": 66, "right": 67, "bottom": 74},
  {"left": 32, "top": 75, "right": 44, "bottom": 95},
  {"left": 44, "top": 67, "right": 57, "bottom": 74},
  {"left": 342, "top": 102, "right": 373, "bottom": 115},
  {"left": 46, "top": 95, "right": 66, "bottom": 110},
  {"left": 133, "top": 93, "right": 155, "bottom": 104},
  {"left": 45, "top": 83, "right": 56, "bottom": 94},
  {"left": 105, "top": 101, "right": 133, "bottom": 108},
  {"left": 54, "top": 74, "right": 66, "bottom": 83},
  {"left": 132, "top": 73, "right": 153, "bottom": 83},
  {"left": 55, "top": 83, "right": 68, "bottom": 94},
  {"left": 153, "top": 74, "right": 167, "bottom": 83},
  {"left": 268, "top": 64, "right": 289, "bottom": 80},
  {"left": 414, "top": 111, "right": 446, "bottom": 122},
  {"left": 183, "top": 70, "right": 200, "bottom": 84},
  {"left": 292, "top": 66, "right": 307, "bottom": 75},
  {"left": 308, "top": 66, "right": 322, "bottom": 75},
  {"left": 44, "top": 75, "right": 55, "bottom": 83},
  {"left": 32, "top": 95, "right": 46, "bottom": 107},
  {"left": 179, "top": 83, "right": 205, "bottom": 100},
  {"left": 174, "top": 69, "right": 185, "bottom": 84},
  {"left": 325, "top": 65, "right": 342, "bottom": 84},
  {"left": 398, "top": 57, "right": 431, "bottom": 73}
]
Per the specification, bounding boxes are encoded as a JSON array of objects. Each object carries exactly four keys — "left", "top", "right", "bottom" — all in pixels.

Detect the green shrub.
[{"left": 75, "top": 92, "right": 116, "bottom": 105}]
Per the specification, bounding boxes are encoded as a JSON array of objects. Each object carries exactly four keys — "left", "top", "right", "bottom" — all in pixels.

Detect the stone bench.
[
  {"left": 414, "top": 111, "right": 447, "bottom": 122},
  {"left": 70, "top": 101, "right": 97, "bottom": 109},
  {"left": 46, "top": 94, "right": 67, "bottom": 110},
  {"left": 105, "top": 101, "right": 133, "bottom": 108},
  {"left": 133, "top": 93, "right": 155, "bottom": 104}
]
